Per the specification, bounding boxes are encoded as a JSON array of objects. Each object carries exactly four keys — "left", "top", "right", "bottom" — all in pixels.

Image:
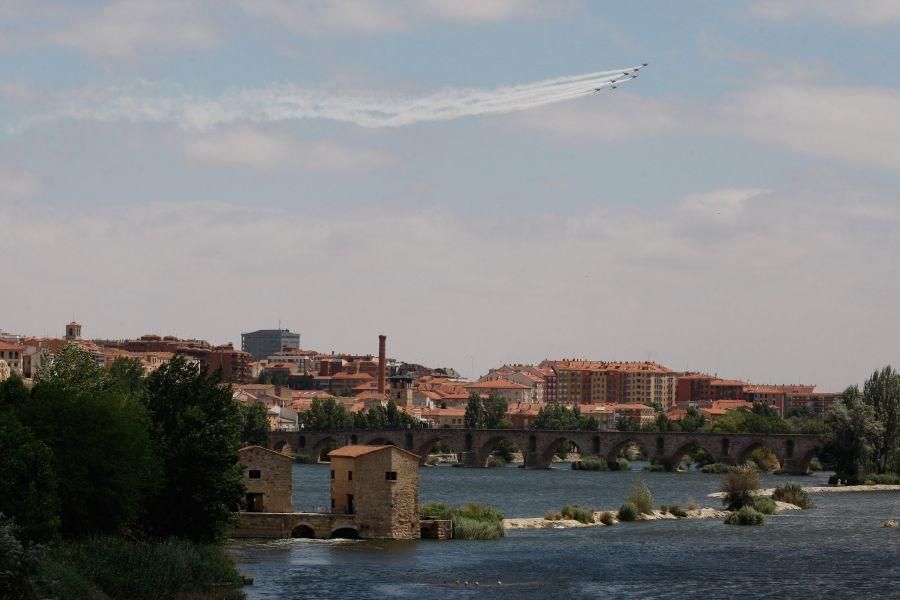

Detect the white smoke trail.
[{"left": 19, "top": 66, "right": 644, "bottom": 131}]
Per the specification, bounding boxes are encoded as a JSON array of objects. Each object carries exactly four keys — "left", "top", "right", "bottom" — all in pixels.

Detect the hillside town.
[{"left": 0, "top": 322, "right": 842, "bottom": 432}]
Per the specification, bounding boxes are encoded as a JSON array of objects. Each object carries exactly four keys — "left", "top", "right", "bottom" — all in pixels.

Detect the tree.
[
  {"left": 464, "top": 394, "right": 485, "bottom": 428},
  {"left": 861, "top": 366, "right": 900, "bottom": 473},
  {"left": 680, "top": 407, "right": 706, "bottom": 432},
  {"left": 141, "top": 357, "right": 245, "bottom": 542},
  {"left": 616, "top": 416, "right": 640, "bottom": 432},
  {"left": 240, "top": 402, "right": 271, "bottom": 447},
  {"left": 533, "top": 404, "right": 577, "bottom": 430},
  {"left": 107, "top": 356, "right": 147, "bottom": 400},
  {"left": 482, "top": 394, "right": 510, "bottom": 429},
  {"left": 0, "top": 411, "right": 59, "bottom": 543},
  {"left": 0, "top": 515, "right": 44, "bottom": 600},
  {"left": 23, "top": 382, "right": 159, "bottom": 537},
  {"left": 825, "top": 393, "right": 882, "bottom": 480},
  {"left": 34, "top": 343, "right": 106, "bottom": 393},
  {"left": 302, "top": 397, "right": 353, "bottom": 430}
]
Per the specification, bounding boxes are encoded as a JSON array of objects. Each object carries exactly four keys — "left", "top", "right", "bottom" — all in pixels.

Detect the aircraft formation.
[{"left": 595, "top": 63, "right": 648, "bottom": 92}]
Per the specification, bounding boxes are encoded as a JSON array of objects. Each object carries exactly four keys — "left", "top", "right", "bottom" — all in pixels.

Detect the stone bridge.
[
  {"left": 231, "top": 512, "right": 359, "bottom": 539},
  {"left": 269, "top": 429, "right": 823, "bottom": 474}
]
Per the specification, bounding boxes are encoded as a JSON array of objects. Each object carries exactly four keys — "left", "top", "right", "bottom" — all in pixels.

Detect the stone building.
[
  {"left": 328, "top": 445, "right": 420, "bottom": 540},
  {"left": 238, "top": 445, "right": 294, "bottom": 513}
]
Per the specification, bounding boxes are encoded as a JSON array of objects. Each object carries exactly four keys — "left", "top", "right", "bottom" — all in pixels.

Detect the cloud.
[
  {"left": 751, "top": 0, "right": 900, "bottom": 26},
  {"left": 2, "top": 177, "right": 897, "bottom": 389},
  {"left": 234, "top": 0, "right": 568, "bottom": 35},
  {"left": 0, "top": 165, "right": 42, "bottom": 203},
  {"left": 512, "top": 80, "right": 900, "bottom": 171},
  {"left": 14, "top": 67, "right": 640, "bottom": 131},
  {"left": 678, "top": 188, "right": 769, "bottom": 225},
  {"left": 49, "top": 0, "right": 220, "bottom": 58},
  {"left": 183, "top": 127, "right": 395, "bottom": 173}
]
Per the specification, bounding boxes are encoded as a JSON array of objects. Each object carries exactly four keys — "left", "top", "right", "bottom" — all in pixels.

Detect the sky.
[{"left": 1, "top": 0, "right": 899, "bottom": 390}]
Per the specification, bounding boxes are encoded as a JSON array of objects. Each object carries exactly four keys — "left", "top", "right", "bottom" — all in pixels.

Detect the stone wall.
[{"left": 238, "top": 446, "right": 294, "bottom": 513}]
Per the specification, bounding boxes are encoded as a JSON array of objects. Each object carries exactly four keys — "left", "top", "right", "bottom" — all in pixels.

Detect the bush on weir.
[
  {"left": 750, "top": 496, "right": 777, "bottom": 515},
  {"left": 617, "top": 502, "right": 639, "bottom": 522},
  {"left": 724, "top": 506, "right": 764, "bottom": 526},
  {"left": 772, "top": 483, "right": 814, "bottom": 508},
  {"left": 627, "top": 481, "right": 654, "bottom": 515},
  {"left": 560, "top": 504, "right": 594, "bottom": 524}
]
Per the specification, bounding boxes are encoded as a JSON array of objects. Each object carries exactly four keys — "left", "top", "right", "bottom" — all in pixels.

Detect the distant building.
[
  {"left": 328, "top": 445, "right": 420, "bottom": 539},
  {"left": 65, "top": 321, "right": 82, "bottom": 341},
  {"left": 0, "top": 341, "right": 24, "bottom": 375},
  {"left": 238, "top": 445, "right": 294, "bottom": 513},
  {"left": 241, "top": 329, "right": 301, "bottom": 361},
  {"left": 464, "top": 379, "right": 531, "bottom": 404}
]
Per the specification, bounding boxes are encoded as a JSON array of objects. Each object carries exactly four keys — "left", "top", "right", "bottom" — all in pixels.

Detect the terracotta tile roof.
[
  {"left": 0, "top": 341, "right": 26, "bottom": 351},
  {"left": 328, "top": 444, "right": 420, "bottom": 460},
  {"left": 238, "top": 445, "right": 293, "bottom": 459},
  {"left": 464, "top": 380, "right": 529, "bottom": 390}
]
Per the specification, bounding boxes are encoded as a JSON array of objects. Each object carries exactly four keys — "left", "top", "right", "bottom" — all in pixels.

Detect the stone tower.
[{"left": 65, "top": 321, "right": 82, "bottom": 341}]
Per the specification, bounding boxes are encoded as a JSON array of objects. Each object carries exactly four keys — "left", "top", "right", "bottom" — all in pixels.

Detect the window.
[
  {"left": 330, "top": 470, "right": 335, "bottom": 480},
  {"left": 348, "top": 471, "right": 353, "bottom": 481},
  {"left": 248, "top": 469, "right": 261, "bottom": 479},
  {"left": 385, "top": 471, "right": 397, "bottom": 481}
]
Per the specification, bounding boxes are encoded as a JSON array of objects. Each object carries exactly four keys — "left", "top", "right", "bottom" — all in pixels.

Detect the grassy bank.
[
  {"left": 35, "top": 537, "right": 243, "bottom": 599},
  {"left": 420, "top": 503, "right": 505, "bottom": 540}
]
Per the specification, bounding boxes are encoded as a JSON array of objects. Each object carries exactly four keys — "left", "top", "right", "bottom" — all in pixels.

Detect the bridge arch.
[
  {"left": 737, "top": 440, "right": 780, "bottom": 470},
  {"left": 273, "top": 440, "right": 293, "bottom": 455},
  {"left": 669, "top": 440, "right": 717, "bottom": 471},
  {"left": 312, "top": 437, "right": 341, "bottom": 462},
  {"left": 363, "top": 436, "right": 396, "bottom": 447},
  {"left": 606, "top": 438, "right": 650, "bottom": 467},
  {"left": 477, "top": 434, "right": 524, "bottom": 467},
  {"left": 291, "top": 524, "right": 316, "bottom": 539},
  {"left": 330, "top": 527, "right": 360, "bottom": 539},
  {"left": 415, "top": 434, "right": 458, "bottom": 463},
  {"left": 541, "top": 435, "right": 583, "bottom": 465}
]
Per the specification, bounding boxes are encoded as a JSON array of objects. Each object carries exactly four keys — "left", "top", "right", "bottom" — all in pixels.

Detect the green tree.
[
  {"left": 239, "top": 402, "right": 271, "bottom": 447},
  {"left": 482, "top": 394, "right": 510, "bottom": 429},
  {"left": 107, "top": 356, "right": 147, "bottom": 400},
  {"left": 680, "top": 407, "right": 706, "bottom": 432},
  {"left": 825, "top": 393, "right": 882, "bottom": 480},
  {"left": 0, "top": 411, "right": 59, "bottom": 543},
  {"left": 0, "top": 515, "right": 44, "bottom": 600},
  {"left": 34, "top": 343, "right": 106, "bottom": 393},
  {"left": 141, "top": 357, "right": 244, "bottom": 542},
  {"left": 464, "top": 394, "right": 485, "bottom": 428},
  {"left": 861, "top": 366, "right": 900, "bottom": 473},
  {"left": 616, "top": 416, "right": 640, "bottom": 432},
  {"left": 533, "top": 404, "right": 578, "bottom": 429},
  {"left": 21, "top": 382, "right": 159, "bottom": 537},
  {"left": 302, "top": 397, "right": 353, "bottom": 430}
]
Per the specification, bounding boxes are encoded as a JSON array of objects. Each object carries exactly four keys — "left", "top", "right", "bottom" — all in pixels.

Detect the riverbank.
[
  {"left": 707, "top": 484, "right": 900, "bottom": 499},
  {"left": 504, "top": 502, "right": 800, "bottom": 530}
]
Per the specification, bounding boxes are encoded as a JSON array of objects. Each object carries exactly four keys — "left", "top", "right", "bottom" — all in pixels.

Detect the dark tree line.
[{"left": 0, "top": 345, "right": 254, "bottom": 548}]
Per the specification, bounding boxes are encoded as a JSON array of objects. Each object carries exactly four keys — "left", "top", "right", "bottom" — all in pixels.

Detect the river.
[{"left": 229, "top": 463, "right": 899, "bottom": 599}]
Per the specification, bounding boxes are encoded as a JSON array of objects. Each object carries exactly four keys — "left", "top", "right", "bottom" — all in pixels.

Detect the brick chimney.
[{"left": 377, "top": 335, "right": 387, "bottom": 394}]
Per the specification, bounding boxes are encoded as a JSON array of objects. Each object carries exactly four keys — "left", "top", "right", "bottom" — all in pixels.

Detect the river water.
[{"left": 229, "top": 463, "right": 899, "bottom": 599}]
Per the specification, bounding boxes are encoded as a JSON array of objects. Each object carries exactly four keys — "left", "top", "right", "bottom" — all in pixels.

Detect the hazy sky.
[{"left": 2, "top": 1, "right": 899, "bottom": 389}]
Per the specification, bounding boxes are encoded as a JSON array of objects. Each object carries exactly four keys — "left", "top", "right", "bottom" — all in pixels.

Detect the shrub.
[
  {"left": 420, "top": 502, "right": 453, "bottom": 519},
  {"left": 701, "top": 463, "right": 730, "bottom": 474},
  {"left": 36, "top": 537, "right": 242, "bottom": 600},
  {"left": 614, "top": 458, "right": 631, "bottom": 471},
  {"left": 453, "top": 503, "right": 504, "bottom": 524},
  {"left": 618, "top": 502, "right": 639, "bottom": 522},
  {"left": 750, "top": 496, "right": 777, "bottom": 515},
  {"left": 486, "top": 456, "right": 506, "bottom": 468},
  {"left": 687, "top": 501, "right": 699, "bottom": 511},
  {"left": 868, "top": 473, "right": 900, "bottom": 485},
  {"left": 294, "top": 453, "right": 313, "bottom": 464},
  {"left": 723, "top": 464, "right": 760, "bottom": 510},
  {"left": 725, "top": 506, "right": 765, "bottom": 526},
  {"left": 425, "top": 456, "right": 440, "bottom": 466},
  {"left": 747, "top": 448, "right": 780, "bottom": 472},
  {"left": 544, "top": 511, "right": 562, "bottom": 521},
  {"left": 560, "top": 504, "right": 594, "bottom": 524},
  {"left": 642, "top": 464, "right": 666, "bottom": 472},
  {"left": 772, "top": 483, "right": 814, "bottom": 509},
  {"left": 573, "top": 456, "right": 609, "bottom": 471},
  {"left": 452, "top": 517, "right": 505, "bottom": 540},
  {"left": 659, "top": 505, "right": 668, "bottom": 514},
  {"left": 671, "top": 505, "right": 688, "bottom": 518},
  {"left": 809, "top": 457, "right": 824, "bottom": 471},
  {"left": 599, "top": 511, "right": 615, "bottom": 526},
  {"left": 627, "top": 480, "right": 654, "bottom": 515}
]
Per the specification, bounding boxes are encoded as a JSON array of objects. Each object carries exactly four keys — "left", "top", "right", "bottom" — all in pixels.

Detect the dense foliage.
[
  {"left": 626, "top": 480, "right": 654, "bottom": 514},
  {"left": 725, "top": 506, "right": 765, "bottom": 526},
  {"left": 533, "top": 403, "right": 598, "bottom": 430},
  {"left": 464, "top": 393, "right": 512, "bottom": 429},
  {"left": 300, "top": 396, "right": 420, "bottom": 430},
  {"left": 240, "top": 400, "right": 271, "bottom": 447},
  {"left": 0, "top": 345, "right": 250, "bottom": 597},
  {"left": 419, "top": 502, "right": 505, "bottom": 540},
  {"left": 772, "top": 483, "right": 813, "bottom": 509},
  {"left": 722, "top": 464, "right": 760, "bottom": 510}
]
